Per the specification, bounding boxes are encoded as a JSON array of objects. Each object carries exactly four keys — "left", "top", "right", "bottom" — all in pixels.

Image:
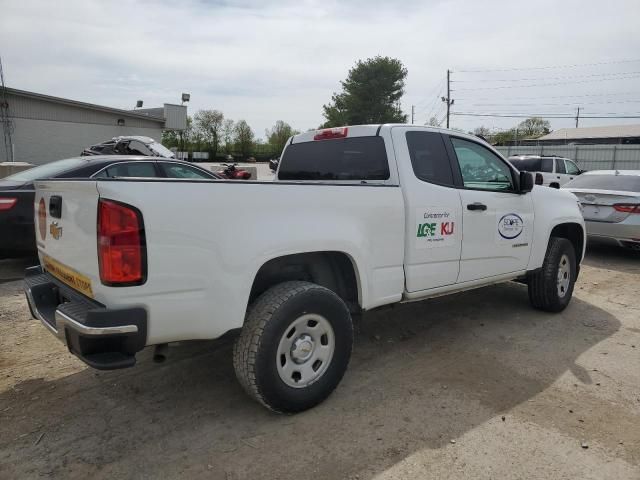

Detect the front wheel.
[
  {"left": 528, "top": 237, "right": 576, "bottom": 312},
  {"left": 233, "top": 281, "right": 353, "bottom": 413}
]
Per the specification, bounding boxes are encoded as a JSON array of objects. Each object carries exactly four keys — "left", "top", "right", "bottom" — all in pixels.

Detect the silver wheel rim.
[
  {"left": 276, "top": 313, "right": 335, "bottom": 388},
  {"left": 557, "top": 253, "right": 571, "bottom": 298}
]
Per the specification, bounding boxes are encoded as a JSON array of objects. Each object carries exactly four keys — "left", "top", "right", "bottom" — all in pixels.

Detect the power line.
[
  {"left": 452, "top": 112, "right": 640, "bottom": 119},
  {"left": 455, "top": 91, "right": 640, "bottom": 101},
  {"left": 452, "top": 74, "right": 640, "bottom": 91},
  {"left": 452, "top": 71, "right": 640, "bottom": 83},
  {"left": 454, "top": 59, "right": 640, "bottom": 73},
  {"left": 462, "top": 99, "right": 640, "bottom": 108},
  {"left": 413, "top": 78, "right": 446, "bottom": 110}
]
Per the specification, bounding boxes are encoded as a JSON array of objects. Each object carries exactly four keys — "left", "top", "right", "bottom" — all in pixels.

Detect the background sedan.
[
  {"left": 0, "top": 156, "right": 220, "bottom": 259},
  {"left": 563, "top": 170, "right": 640, "bottom": 250}
]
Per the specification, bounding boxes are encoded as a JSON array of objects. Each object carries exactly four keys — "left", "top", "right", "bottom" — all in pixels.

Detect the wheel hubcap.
[
  {"left": 557, "top": 253, "right": 571, "bottom": 298},
  {"left": 276, "top": 314, "right": 335, "bottom": 388}
]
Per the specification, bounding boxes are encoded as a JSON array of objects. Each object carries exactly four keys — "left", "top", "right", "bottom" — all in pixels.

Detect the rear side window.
[
  {"left": 278, "top": 137, "right": 390, "bottom": 181},
  {"left": 406, "top": 131, "right": 454, "bottom": 185},
  {"left": 100, "top": 162, "right": 158, "bottom": 178},
  {"left": 555, "top": 158, "right": 566, "bottom": 174},
  {"left": 541, "top": 158, "right": 553, "bottom": 172},
  {"left": 509, "top": 158, "right": 541, "bottom": 171},
  {"left": 508, "top": 157, "right": 553, "bottom": 173}
]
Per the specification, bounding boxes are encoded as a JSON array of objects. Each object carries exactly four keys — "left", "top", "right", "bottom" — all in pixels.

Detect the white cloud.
[{"left": 2, "top": 0, "right": 640, "bottom": 138}]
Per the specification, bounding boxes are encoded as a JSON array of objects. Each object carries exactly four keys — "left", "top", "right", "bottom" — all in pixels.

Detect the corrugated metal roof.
[
  {"left": 538, "top": 124, "right": 640, "bottom": 140},
  {"left": 4, "top": 87, "right": 165, "bottom": 123}
]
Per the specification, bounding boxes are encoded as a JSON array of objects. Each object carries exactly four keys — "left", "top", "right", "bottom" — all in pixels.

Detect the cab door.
[
  {"left": 392, "top": 128, "right": 462, "bottom": 292},
  {"left": 445, "top": 136, "right": 534, "bottom": 283}
]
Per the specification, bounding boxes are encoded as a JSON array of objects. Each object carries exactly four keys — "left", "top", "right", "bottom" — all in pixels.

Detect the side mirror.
[{"left": 519, "top": 171, "right": 534, "bottom": 194}]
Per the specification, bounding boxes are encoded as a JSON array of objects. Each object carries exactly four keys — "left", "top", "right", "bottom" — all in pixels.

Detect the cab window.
[
  {"left": 450, "top": 137, "right": 514, "bottom": 191},
  {"left": 406, "top": 131, "right": 454, "bottom": 186}
]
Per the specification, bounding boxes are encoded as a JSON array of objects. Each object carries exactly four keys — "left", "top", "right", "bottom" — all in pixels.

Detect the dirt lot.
[{"left": 0, "top": 245, "right": 639, "bottom": 480}]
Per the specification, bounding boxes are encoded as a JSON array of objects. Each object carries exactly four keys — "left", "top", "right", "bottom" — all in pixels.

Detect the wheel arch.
[
  {"left": 248, "top": 251, "right": 363, "bottom": 313},
  {"left": 549, "top": 222, "right": 585, "bottom": 263}
]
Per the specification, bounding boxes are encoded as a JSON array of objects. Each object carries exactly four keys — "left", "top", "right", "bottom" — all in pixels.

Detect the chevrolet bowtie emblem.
[{"left": 49, "top": 222, "right": 63, "bottom": 240}]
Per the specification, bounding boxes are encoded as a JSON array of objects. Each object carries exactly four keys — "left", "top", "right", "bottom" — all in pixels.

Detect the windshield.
[
  {"left": 148, "top": 142, "right": 175, "bottom": 158},
  {"left": 3, "top": 157, "right": 87, "bottom": 182},
  {"left": 564, "top": 174, "right": 640, "bottom": 192}
]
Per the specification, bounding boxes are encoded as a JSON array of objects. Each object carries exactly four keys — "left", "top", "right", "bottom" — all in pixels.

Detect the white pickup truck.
[{"left": 25, "top": 125, "right": 585, "bottom": 413}]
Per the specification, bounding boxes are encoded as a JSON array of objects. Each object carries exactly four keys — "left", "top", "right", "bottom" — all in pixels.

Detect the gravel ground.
[{"left": 0, "top": 245, "right": 638, "bottom": 479}]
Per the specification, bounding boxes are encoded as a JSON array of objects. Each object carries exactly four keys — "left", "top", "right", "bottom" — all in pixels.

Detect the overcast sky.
[{"left": 2, "top": 0, "right": 640, "bottom": 138}]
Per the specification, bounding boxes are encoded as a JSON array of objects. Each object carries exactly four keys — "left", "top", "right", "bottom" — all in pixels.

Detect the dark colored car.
[{"left": 0, "top": 156, "right": 220, "bottom": 259}]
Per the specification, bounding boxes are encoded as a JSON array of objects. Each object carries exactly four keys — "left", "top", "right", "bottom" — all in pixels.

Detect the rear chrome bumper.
[{"left": 24, "top": 265, "right": 147, "bottom": 370}]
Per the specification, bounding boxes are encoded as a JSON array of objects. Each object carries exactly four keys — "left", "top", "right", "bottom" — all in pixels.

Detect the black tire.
[
  {"left": 528, "top": 237, "right": 576, "bottom": 312},
  {"left": 233, "top": 281, "right": 353, "bottom": 413}
]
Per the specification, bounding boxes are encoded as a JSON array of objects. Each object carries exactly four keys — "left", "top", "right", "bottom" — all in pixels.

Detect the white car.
[
  {"left": 563, "top": 170, "right": 640, "bottom": 250},
  {"left": 508, "top": 155, "right": 583, "bottom": 188},
  {"left": 25, "top": 124, "right": 585, "bottom": 412}
]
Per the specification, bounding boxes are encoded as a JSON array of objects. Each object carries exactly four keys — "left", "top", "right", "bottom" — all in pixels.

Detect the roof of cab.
[{"left": 289, "top": 124, "right": 484, "bottom": 144}]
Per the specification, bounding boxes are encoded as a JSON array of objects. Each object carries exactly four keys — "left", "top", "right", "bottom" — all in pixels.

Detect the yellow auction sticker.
[{"left": 42, "top": 254, "right": 94, "bottom": 298}]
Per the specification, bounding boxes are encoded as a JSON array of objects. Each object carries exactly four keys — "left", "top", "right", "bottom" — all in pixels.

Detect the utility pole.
[
  {"left": 575, "top": 107, "right": 580, "bottom": 128},
  {"left": 411, "top": 105, "right": 415, "bottom": 124},
  {"left": 0, "top": 55, "right": 15, "bottom": 162},
  {"left": 441, "top": 69, "right": 454, "bottom": 128}
]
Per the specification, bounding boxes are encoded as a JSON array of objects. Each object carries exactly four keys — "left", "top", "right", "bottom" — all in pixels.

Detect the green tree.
[
  {"left": 322, "top": 56, "right": 408, "bottom": 127},
  {"left": 222, "top": 118, "right": 235, "bottom": 154},
  {"left": 266, "top": 120, "right": 298, "bottom": 155},
  {"left": 234, "top": 120, "right": 254, "bottom": 159},
  {"left": 194, "top": 109, "right": 225, "bottom": 158},
  {"left": 473, "top": 126, "right": 491, "bottom": 138},
  {"left": 517, "top": 117, "right": 550, "bottom": 138}
]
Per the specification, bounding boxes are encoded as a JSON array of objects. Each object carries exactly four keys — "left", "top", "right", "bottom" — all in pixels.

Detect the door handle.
[{"left": 467, "top": 202, "right": 487, "bottom": 211}]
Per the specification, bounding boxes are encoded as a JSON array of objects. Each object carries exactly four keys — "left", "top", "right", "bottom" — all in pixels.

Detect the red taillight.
[
  {"left": 613, "top": 203, "right": 640, "bottom": 214},
  {"left": 0, "top": 197, "right": 17, "bottom": 211},
  {"left": 313, "top": 127, "right": 348, "bottom": 141},
  {"left": 97, "top": 199, "right": 146, "bottom": 285},
  {"left": 534, "top": 173, "right": 543, "bottom": 185}
]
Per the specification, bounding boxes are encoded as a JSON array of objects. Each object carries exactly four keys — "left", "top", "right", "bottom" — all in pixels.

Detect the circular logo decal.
[
  {"left": 498, "top": 213, "right": 524, "bottom": 240},
  {"left": 38, "top": 198, "right": 47, "bottom": 241}
]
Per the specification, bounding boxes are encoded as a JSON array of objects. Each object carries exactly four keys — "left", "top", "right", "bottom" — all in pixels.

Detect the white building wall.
[{"left": 3, "top": 118, "right": 163, "bottom": 165}]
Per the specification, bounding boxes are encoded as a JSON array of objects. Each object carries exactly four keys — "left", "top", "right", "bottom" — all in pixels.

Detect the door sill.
[{"left": 402, "top": 270, "right": 526, "bottom": 303}]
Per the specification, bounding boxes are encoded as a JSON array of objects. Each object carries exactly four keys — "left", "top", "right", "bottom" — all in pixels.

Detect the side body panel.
[{"left": 36, "top": 179, "right": 406, "bottom": 344}]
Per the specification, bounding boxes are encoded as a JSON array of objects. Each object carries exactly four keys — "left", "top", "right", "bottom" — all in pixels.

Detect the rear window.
[
  {"left": 509, "top": 157, "right": 553, "bottom": 172},
  {"left": 4, "top": 157, "right": 87, "bottom": 181},
  {"left": 564, "top": 174, "right": 640, "bottom": 192},
  {"left": 278, "top": 137, "right": 390, "bottom": 181}
]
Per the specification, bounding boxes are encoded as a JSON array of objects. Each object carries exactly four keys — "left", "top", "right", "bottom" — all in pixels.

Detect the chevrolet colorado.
[{"left": 25, "top": 125, "right": 585, "bottom": 412}]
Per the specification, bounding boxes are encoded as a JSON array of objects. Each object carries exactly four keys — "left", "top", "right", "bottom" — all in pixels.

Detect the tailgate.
[{"left": 34, "top": 180, "right": 100, "bottom": 298}]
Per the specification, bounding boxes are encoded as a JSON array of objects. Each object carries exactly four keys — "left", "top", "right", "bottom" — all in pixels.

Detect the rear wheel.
[
  {"left": 528, "top": 237, "right": 576, "bottom": 312},
  {"left": 233, "top": 281, "right": 353, "bottom": 413}
]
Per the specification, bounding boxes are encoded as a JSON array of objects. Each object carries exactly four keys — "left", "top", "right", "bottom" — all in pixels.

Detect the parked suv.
[{"left": 508, "top": 155, "right": 583, "bottom": 188}]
